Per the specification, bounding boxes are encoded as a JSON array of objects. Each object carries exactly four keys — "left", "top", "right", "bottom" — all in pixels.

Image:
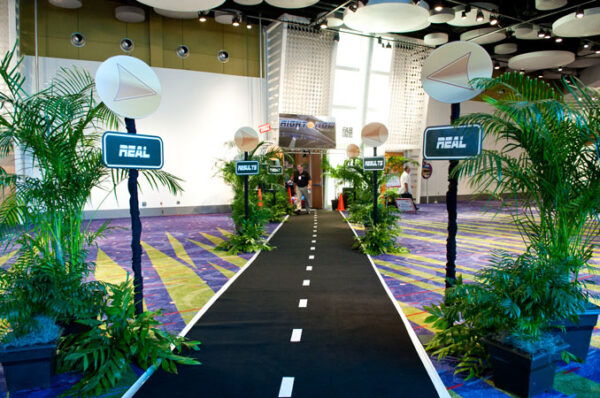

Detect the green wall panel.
[{"left": 19, "top": 0, "right": 261, "bottom": 78}]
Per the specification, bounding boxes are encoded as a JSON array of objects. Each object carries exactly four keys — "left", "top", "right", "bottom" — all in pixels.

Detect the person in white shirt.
[{"left": 399, "top": 165, "right": 413, "bottom": 199}]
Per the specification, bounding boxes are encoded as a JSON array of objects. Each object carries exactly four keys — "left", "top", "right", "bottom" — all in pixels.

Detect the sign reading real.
[
  {"left": 102, "top": 131, "right": 163, "bottom": 169},
  {"left": 235, "top": 161, "right": 260, "bottom": 176},
  {"left": 363, "top": 156, "right": 385, "bottom": 171},
  {"left": 423, "top": 124, "right": 483, "bottom": 160}
]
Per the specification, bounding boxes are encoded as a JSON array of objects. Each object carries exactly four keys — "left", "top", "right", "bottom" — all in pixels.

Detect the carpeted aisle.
[{"left": 135, "top": 210, "right": 442, "bottom": 397}]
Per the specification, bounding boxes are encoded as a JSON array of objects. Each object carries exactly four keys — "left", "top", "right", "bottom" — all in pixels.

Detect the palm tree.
[
  {"left": 0, "top": 45, "right": 183, "bottom": 334},
  {"left": 456, "top": 72, "right": 600, "bottom": 279}
]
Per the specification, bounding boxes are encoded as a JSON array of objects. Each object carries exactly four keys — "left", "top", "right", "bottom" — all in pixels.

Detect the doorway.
[{"left": 293, "top": 153, "right": 323, "bottom": 209}]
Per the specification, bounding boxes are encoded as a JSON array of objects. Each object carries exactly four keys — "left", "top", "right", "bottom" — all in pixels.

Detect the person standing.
[
  {"left": 293, "top": 163, "right": 311, "bottom": 213},
  {"left": 400, "top": 164, "right": 413, "bottom": 200}
]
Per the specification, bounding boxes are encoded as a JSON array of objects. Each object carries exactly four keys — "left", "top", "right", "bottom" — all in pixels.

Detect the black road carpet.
[{"left": 135, "top": 210, "right": 441, "bottom": 397}]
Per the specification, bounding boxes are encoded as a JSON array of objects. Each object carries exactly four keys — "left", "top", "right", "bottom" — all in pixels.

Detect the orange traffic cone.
[
  {"left": 258, "top": 188, "right": 263, "bottom": 207},
  {"left": 337, "top": 193, "right": 345, "bottom": 211},
  {"left": 288, "top": 186, "right": 293, "bottom": 204}
]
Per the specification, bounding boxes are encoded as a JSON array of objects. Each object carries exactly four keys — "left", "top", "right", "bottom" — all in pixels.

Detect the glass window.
[
  {"left": 371, "top": 43, "right": 392, "bottom": 73},
  {"left": 332, "top": 69, "right": 363, "bottom": 108},
  {"left": 336, "top": 33, "right": 369, "bottom": 69},
  {"left": 367, "top": 73, "right": 390, "bottom": 114}
]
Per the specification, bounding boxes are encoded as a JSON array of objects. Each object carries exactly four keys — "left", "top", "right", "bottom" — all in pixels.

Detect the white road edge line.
[
  {"left": 279, "top": 377, "right": 295, "bottom": 397},
  {"left": 340, "top": 211, "right": 450, "bottom": 398},
  {"left": 290, "top": 329, "right": 303, "bottom": 342},
  {"left": 298, "top": 299, "right": 308, "bottom": 308},
  {"left": 121, "top": 216, "right": 290, "bottom": 398}
]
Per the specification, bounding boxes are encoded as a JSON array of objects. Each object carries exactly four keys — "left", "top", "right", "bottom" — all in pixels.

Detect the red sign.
[{"left": 258, "top": 123, "right": 271, "bottom": 134}]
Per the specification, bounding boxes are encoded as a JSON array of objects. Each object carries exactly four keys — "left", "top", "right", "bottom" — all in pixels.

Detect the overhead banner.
[
  {"left": 278, "top": 114, "right": 336, "bottom": 149},
  {"left": 102, "top": 131, "right": 163, "bottom": 169},
  {"left": 423, "top": 124, "right": 483, "bottom": 160}
]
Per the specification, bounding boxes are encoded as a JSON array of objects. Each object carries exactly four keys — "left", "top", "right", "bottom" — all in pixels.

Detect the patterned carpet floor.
[{"left": 1, "top": 202, "right": 599, "bottom": 397}]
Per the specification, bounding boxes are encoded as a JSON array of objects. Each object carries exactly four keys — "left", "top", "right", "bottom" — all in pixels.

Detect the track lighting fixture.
[
  {"left": 246, "top": 19, "right": 252, "bottom": 29},
  {"left": 538, "top": 74, "right": 543, "bottom": 79},
  {"left": 583, "top": 42, "right": 591, "bottom": 49},
  {"left": 198, "top": 11, "right": 208, "bottom": 22},
  {"left": 489, "top": 15, "right": 498, "bottom": 26},
  {"left": 537, "top": 29, "right": 546, "bottom": 38},
  {"left": 377, "top": 36, "right": 383, "bottom": 45},
  {"left": 349, "top": 1, "right": 359, "bottom": 12},
  {"left": 544, "top": 31, "right": 551, "bottom": 39},
  {"left": 386, "top": 42, "right": 392, "bottom": 48},
  {"left": 434, "top": 2, "right": 443, "bottom": 11},
  {"left": 555, "top": 36, "right": 563, "bottom": 43},
  {"left": 493, "top": 62, "right": 500, "bottom": 70},
  {"left": 475, "top": 9, "right": 484, "bottom": 22},
  {"left": 557, "top": 66, "right": 563, "bottom": 72},
  {"left": 575, "top": 8, "right": 584, "bottom": 19},
  {"left": 519, "top": 70, "right": 524, "bottom": 75},
  {"left": 232, "top": 15, "right": 240, "bottom": 27},
  {"left": 461, "top": 10, "right": 467, "bottom": 19},
  {"left": 320, "top": 20, "right": 327, "bottom": 29},
  {"left": 596, "top": 48, "right": 600, "bottom": 54}
]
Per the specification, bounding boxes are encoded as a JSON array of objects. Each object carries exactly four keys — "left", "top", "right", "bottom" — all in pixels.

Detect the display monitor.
[{"left": 278, "top": 114, "right": 336, "bottom": 149}]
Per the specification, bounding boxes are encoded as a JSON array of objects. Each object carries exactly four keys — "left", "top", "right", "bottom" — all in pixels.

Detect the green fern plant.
[{"left": 57, "top": 279, "right": 201, "bottom": 397}]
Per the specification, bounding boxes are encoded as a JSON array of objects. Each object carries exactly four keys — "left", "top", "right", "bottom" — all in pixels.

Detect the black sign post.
[
  {"left": 102, "top": 128, "right": 165, "bottom": 316},
  {"left": 124, "top": 118, "right": 143, "bottom": 316},
  {"left": 235, "top": 159, "right": 259, "bottom": 220},
  {"left": 373, "top": 148, "right": 378, "bottom": 225},
  {"left": 423, "top": 111, "right": 483, "bottom": 288}
]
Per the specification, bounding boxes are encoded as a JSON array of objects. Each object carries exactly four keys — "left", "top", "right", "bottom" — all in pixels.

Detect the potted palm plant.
[
  {"left": 425, "top": 72, "right": 599, "bottom": 396},
  {"left": 0, "top": 46, "right": 185, "bottom": 392}
]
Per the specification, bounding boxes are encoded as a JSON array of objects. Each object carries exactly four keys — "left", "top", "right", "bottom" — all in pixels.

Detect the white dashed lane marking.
[
  {"left": 290, "top": 329, "right": 303, "bottom": 342},
  {"left": 279, "top": 377, "right": 294, "bottom": 397},
  {"left": 309, "top": 255, "right": 315, "bottom": 260},
  {"left": 303, "top": 279, "right": 310, "bottom": 286},
  {"left": 311, "top": 240, "right": 316, "bottom": 243},
  {"left": 310, "top": 246, "right": 315, "bottom": 251},
  {"left": 306, "top": 266, "right": 313, "bottom": 271},
  {"left": 298, "top": 299, "right": 308, "bottom": 308}
]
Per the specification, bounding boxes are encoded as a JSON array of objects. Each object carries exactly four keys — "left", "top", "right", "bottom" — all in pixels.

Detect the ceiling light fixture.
[
  {"left": 349, "top": 1, "right": 359, "bottom": 12},
  {"left": 519, "top": 70, "right": 525, "bottom": 75},
  {"left": 320, "top": 20, "right": 327, "bottom": 29},
  {"left": 378, "top": 36, "right": 383, "bottom": 45},
  {"left": 583, "top": 42, "right": 590, "bottom": 49},
  {"left": 386, "top": 42, "right": 392, "bottom": 48},
  {"left": 232, "top": 15, "right": 240, "bottom": 27},
  {"left": 475, "top": 9, "right": 484, "bottom": 22},
  {"left": 461, "top": 10, "right": 467, "bottom": 19},
  {"left": 537, "top": 29, "right": 546, "bottom": 38},
  {"left": 544, "top": 31, "right": 552, "bottom": 39},
  {"left": 575, "top": 8, "right": 584, "bottom": 19},
  {"left": 198, "top": 11, "right": 208, "bottom": 22},
  {"left": 596, "top": 48, "right": 600, "bottom": 54},
  {"left": 555, "top": 36, "right": 563, "bottom": 43},
  {"left": 493, "top": 62, "right": 500, "bottom": 70},
  {"left": 434, "top": 2, "right": 443, "bottom": 11},
  {"left": 489, "top": 15, "right": 498, "bottom": 25},
  {"left": 538, "top": 74, "right": 543, "bottom": 79},
  {"left": 246, "top": 20, "right": 252, "bottom": 29},
  {"left": 558, "top": 66, "right": 563, "bottom": 72}
]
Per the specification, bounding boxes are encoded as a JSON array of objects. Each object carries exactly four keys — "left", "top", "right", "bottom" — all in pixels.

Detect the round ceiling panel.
[
  {"left": 361, "top": 122, "right": 389, "bottom": 147},
  {"left": 552, "top": 7, "right": 600, "bottom": 38},
  {"left": 214, "top": 10, "right": 235, "bottom": 24},
  {"left": 154, "top": 8, "right": 198, "bottom": 18},
  {"left": 233, "top": 0, "right": 263, "bottom": 5},
  {"left": 115, "top": 6, "right": 145, "bottom": 23},
  {"left": 234, "top": 127, "right": 259, "bottom": 152},
  {"left": 343, "top": 0, "right": 430, "bottom": 33},
  {"left": 424, "top": 32, "right": 448, "bottom": 46},
  {"left": 265, "top": 0, "right": 319, "bottom": 8},
  {"left": 137, "top": 0, "right": 225, "bottom": 12},
  {"left": 48, "top": 0, "right": 82, "bottom": 8},
  {"left": 448, "top": 2, "right": 497, "bottom": 27},
  {"left": 327, "top": 16, "right": 344, "bottom": 28},
  {"left": 535, "top": 0, "right": 567, "bottom": 10},
  {"left": 508, "top": 50, "right": 575, "bottom": 71},
  {"left": 567, "top": 57, "right": 600, "bottom": 68},
  {"left": 460, "top": 27, "right": 506, "bottom": 44},
  {"left": 428, "top": 7, "right": 455, "bottom": 23},
  {"left": 494, "top": 42, "right": 518, "bottom": 54}
]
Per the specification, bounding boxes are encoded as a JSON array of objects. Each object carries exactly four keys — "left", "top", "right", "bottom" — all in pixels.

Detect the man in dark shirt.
[{"left": 293, "top": 163, "right": 311, "bottom": 214}]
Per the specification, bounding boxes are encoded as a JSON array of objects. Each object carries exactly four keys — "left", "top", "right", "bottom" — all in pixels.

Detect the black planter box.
[
  {"left": 0, "top": 343, "right": 56, "bottom": 392},
  {"left": 485, "top": 338, "right": 568, "bottom": 398},
  {"left": 552, "top": 303, "right": 600, "bottom": 361}
]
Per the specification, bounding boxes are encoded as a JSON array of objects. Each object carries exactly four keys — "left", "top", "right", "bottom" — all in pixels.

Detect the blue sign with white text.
[
  {"left": 423, "top": 125, "right": 482, "bottom": 160},
  {"left": 102, "top": 131, "right": 164, "bottom": 169}
]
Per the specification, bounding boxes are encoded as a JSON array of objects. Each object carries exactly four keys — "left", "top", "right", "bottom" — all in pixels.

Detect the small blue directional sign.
[
  {"left": 102, "top": 131, "right": 163, "bottom": 169},
  {"left": 363, "top": 156, "right": 385, "bottom": 171},
  {"left": 268, "top": 165, "right": 283, "bottom": 175},
  {"left": 423, "top": 124, "right": 483, "bottom": 160},
  {"left": 235, "top": 161, "right": 260, "bottom": 176}
]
